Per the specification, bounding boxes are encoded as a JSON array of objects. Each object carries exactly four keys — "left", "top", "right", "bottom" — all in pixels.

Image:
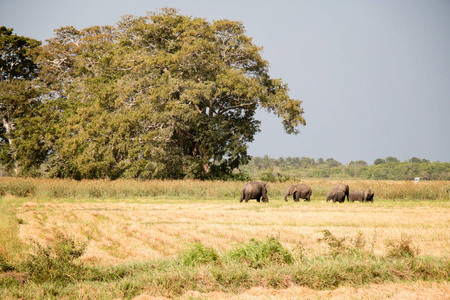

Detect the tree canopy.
[
  {"left": 0, "top": 26, "right": 42, "bottom": 175},
  {"left": 1, "top": 9, "right": 305, "bottom": 179},
  {"left": 243, "top": 156, "right": 450, "bottom": 181}
]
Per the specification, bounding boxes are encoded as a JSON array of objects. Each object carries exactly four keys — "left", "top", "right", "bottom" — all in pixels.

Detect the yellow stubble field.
[{"left": 12, "top": 200, "right": 449, "bottom": 298}]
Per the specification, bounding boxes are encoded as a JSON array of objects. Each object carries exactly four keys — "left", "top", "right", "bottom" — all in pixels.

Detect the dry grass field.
[
  {"left": 0, "top": 178, "right": 449, "bottom": 299},
  {"left": 14, "top": 199, "right": 450, "bottom": 264}
]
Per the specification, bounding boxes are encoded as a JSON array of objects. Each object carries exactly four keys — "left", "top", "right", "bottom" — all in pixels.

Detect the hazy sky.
[{"left": 1, "top": 0, "right": 449, "bottom": 164}]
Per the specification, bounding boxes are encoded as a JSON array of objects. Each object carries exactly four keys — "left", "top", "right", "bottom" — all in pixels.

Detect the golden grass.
[
  {"left": 170, "top": 281, "right": 450, "bottom": 300},
  {"left": 14, "top": 199, "right": 450, "bottom": 266},
  {"left": 1, "top": 177, "right": 449, "bottom": 199}
]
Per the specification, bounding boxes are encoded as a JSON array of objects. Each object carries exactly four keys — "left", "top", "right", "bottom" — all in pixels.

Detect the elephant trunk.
[{"left": 284, "top": 189, "right": 292, "bottom": 202}]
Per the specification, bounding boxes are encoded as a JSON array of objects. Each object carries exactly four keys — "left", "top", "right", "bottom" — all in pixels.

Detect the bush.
[
  {"left": 226, "top": 236, "right": 293, "bottom": 268},
  {"left": 23, "top": 233, "right": 88, "bottom": 283},
  {"left": 182, "top": 243, "right": 220, "bottom": 266}
]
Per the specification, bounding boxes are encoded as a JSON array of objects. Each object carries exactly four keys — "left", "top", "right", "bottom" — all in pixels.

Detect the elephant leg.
[{"left": 256, "top": 197, "right": 261, "bottom": 202}]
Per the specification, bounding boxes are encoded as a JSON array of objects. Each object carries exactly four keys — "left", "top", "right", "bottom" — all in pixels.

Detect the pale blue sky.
[{"left": 1, "top": 0, "right": 449, "bottom": 163}]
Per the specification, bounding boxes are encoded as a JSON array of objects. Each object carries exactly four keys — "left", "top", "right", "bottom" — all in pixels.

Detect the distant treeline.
[{"left": 240, "top": 156, "right": 450, "bottom": 181}]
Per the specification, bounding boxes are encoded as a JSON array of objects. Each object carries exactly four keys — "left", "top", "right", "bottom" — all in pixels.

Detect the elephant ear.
[{"left": 264, "top": 182, "right": 270, "bottom": 189}]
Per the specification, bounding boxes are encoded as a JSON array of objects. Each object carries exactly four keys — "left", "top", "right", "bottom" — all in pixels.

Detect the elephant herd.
[{"left": 240, "top": 181, "right": 374, "bottom": 203}]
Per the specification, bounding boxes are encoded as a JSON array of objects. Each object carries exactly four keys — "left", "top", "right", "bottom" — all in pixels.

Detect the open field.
[{"left": 0, "top": 179, "right": 449, "bottom": 299}]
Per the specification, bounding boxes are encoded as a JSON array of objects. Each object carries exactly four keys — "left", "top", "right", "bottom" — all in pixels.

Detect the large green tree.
[
  {"left": 33, "top": 8, "right": 305, "bottom": 179},
  {"left": 0, "top": 27, "right": 42, "bottom": 175}
]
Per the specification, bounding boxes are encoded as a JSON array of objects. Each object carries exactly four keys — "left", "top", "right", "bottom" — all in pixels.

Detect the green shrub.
[
  {"left": 227, "top": 236, "right": 293, "bottom": 268},
  {"left": 23, "top": 233, "right": 88, "bottom": 283},
  {"left": 182, "top": 243, "right": 219, "bottom": 266}
]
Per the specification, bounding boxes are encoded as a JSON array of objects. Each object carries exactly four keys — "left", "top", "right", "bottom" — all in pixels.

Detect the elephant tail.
[{"left": 240, "top": 188, "right": 245, "bottom": 202}]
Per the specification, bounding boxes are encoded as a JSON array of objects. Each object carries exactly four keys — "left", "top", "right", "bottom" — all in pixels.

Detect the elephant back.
[{"left": 349, "top": 190, "right": 364, "bottom": 202}]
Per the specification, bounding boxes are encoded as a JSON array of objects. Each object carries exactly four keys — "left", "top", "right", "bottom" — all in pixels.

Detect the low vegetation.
[
  {"left": 0, "top": 177, "right": 449, "bottom": 200},
  {"left": 0, "top": 178, "right": 449, "bottom": 299},
  {"left": 1, "top": 229, "right": 448, "bottom": 299}
]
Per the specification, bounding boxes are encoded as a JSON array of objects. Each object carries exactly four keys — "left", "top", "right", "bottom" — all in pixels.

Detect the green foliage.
[
  {"left": 23, "top": 233, "right": 88, "bottom": 283},
  {"left": 260, "top": 167, "right": 277, "bottom": 182},
  {"left": 226, "top": 236, "right": 294, "bottom": 268},
  {"left": 374, "top": 158, "right": 386, "bottom": 165},
  {"left": 182, "top": 243, "right": 220, "bottom": 266},
  {"left": 0, "top": 26, "right": 41, "bottom": 81},
  {"left": 0, "top": 27, "right": 43, "bottom": 176},
  {"left": 5, "top": 9, "right": 305, "bottom": 180},
  {"left": 244, "top": 156, "right": 450, "bottom": 181}
]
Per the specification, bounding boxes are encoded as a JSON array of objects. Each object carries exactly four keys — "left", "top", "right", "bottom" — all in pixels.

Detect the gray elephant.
[
  {"left": 240, "top": 181, "right": 269, "bottom": 203},
  {"left": 349, "top": 188, "right": 375, "bottom": 202},
  {"left": 326, "top": 191, "right": 346, "bottom": 203},
  {"left": 364, "top": 188, "right": 374, "bottom": 202},
  {"left": 285, "top": 184, "right": 312, "bottom": 202},
  {"left": 332, "top": 183, "right": 349, "bottom": 201}
]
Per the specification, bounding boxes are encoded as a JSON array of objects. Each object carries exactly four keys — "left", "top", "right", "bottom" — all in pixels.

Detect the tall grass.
[{"left": 0, "top": 178, "right": 448, "bottom": 200}]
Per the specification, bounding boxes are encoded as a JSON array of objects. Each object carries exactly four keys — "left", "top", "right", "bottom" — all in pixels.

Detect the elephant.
[
  {"left": 326, "top": 191, "right": 346, "bottom": 203},
  {"left": 364, "top": 188, "right": 374, "bottom": 202},
  {"left": 285, "top": 184, "right": 312, "bottom": 202},
  {"left": 349, "top": 188, "right": 375, "bottom": 202},
  {"left": 240, "top": 181, "right": 269, "bottom": 203},
  {"left": 332, "top": 183, "right": 349, "bottom": 201}
]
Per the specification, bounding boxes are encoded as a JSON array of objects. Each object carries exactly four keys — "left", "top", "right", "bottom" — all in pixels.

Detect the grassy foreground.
[{"left": 0, "top": 179, "right": 449, "bottom": 299}]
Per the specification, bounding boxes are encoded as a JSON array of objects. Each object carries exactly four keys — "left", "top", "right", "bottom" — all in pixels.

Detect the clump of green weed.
[
  {"left": 182, "top": 243, "right": 220, "bottom": 266},
  {"left": 0, "top": 254, "right": 15, "bottom": 272},
  {"left": 385, "top": 234, "right": 420, "bottom": 258},
  {"left": 226, "top": 236, "right": 293, "bottom": 268},
  {"left": 23, "top": 233, "right": 88, "bottom": 283}
]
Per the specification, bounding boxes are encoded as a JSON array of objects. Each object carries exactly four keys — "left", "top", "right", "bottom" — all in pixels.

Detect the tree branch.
[{"left": 217, "top": 101, "right": 257, "bottom": 114}]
